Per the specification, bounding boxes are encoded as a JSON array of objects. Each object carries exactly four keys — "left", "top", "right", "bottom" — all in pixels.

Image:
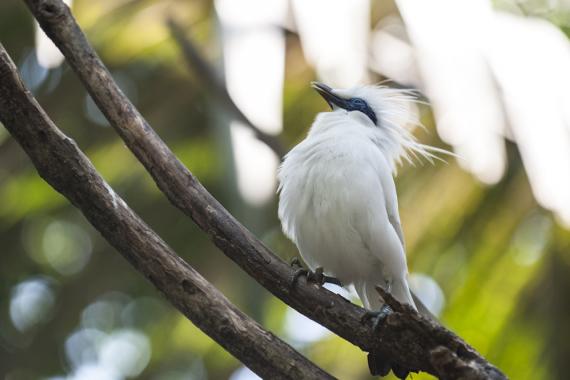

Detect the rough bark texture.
[
  {"left": 0, "top": 44, "right": 332, "bottom": 380},
  {"left": 18, "top": 1, "right": 508, "bottom": 378}
]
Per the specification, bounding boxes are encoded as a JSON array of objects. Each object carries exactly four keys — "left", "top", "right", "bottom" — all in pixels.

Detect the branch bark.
[
  {"left": 0, "top": 44, "right": 332, "bottom": 380},
  {"left": 21, "top": 0, "right": 508, "bottom": 378}
]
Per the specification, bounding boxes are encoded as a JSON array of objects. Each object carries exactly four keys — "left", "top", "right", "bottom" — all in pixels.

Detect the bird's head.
[
  {"left": 310, "top": 81, "right": 445, "bottom": 170},
  {"left": 311, "top": 81, "right": 380, "bottom": 126}
]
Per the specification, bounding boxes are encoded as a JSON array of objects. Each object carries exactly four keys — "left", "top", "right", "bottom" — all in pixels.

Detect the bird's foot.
[
  {"left": 289, "top": 258, "right": 342, "bottom": 288},
  {"left": 361, "top": 304, "right": 393, "bottom": 331},
  {"left": 289, "top": 257, "right": 303, "bottom": 269}
]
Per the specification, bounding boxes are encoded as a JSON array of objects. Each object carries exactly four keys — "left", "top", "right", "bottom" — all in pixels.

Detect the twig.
[
  {"left": 167, "top": 17, "right": 286, "bottom": 158},
  {"left": 0, "top": 44, "right": 332, "bottom": 380},
  {"left": 22, "top": 0, "right": 508, "bottom": 378}
]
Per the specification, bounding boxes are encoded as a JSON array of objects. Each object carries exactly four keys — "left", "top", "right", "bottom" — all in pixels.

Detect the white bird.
[{"left": 278, "top": 82, "right": 439, "bottom": 312}]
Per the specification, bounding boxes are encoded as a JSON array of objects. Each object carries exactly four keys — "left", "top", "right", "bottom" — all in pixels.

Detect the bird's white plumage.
[{"left": 278, "top": 85, "right": 436, "bottom": 310}]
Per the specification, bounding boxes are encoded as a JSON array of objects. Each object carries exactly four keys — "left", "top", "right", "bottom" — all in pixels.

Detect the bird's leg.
[
  {"left": 322, "top": 273, "right": 342, "bottom": 286},
  {"left": 361, "top": 303, "right": 393, "bottom": 331},
  {"left": 309, "top": 266, "right": 326, "bottom": 284},
  {"left": 309, "top": 267, "right": 343, "bottom": 286},
  {"left": 362, "top": 279, "right": 394, "bottom": 330},
  {"left": 289, "top": 258, "right": 342, "bottom": 288},
  {"left": 290, "top": 257, "right": 303, "bottom": 268},
  {"left": 290, "top": 257, "right": 308, "bottom": 287}
]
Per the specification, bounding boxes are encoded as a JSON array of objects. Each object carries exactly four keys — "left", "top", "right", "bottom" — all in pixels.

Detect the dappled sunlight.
[
  {"left": 34, "top": 0, "right": 72, "bottom": 69},
  {"left": 393, "top": 0, "right": 570, "bottom": 225},
  {"left": 42, "top": 220, "right": 93, "bottom": 275},
  {"left": 65, "top": 328, "right": 108, "bottom": 369},
  {"left": 22, "top": 217, "right": 92, "bottom": 276},
  {"left": 10, "top": 277, "right": 56, "bottom": 332},
  {"left": 19, "top": 50, "right": 49, "bottom": 92},
  {"left": 229, "top": 122, "right": 279, "bottom": 206},
  {"left": 217, "top": 0, "right": 285, "bottom": 206},
  {"left": 62, "top": 295, "right": 152, "bottom": 380},
  {"left": 229, "top": 366, "right": 261, "bottom": 380},
  {"left": 80, "top": 294, "right": 131, "bottom": 332},
  {"left": 292, "top": 0, "right": 370, "bottom": 87},
  {"left": 99, "top": 329, "right": 151, "bottom": 378},
  {"left": 283, "top": 307, "right": 331, "bottom": 347},
  {"left": 409, "top": 273, "right": 445, "bottom": 317}
]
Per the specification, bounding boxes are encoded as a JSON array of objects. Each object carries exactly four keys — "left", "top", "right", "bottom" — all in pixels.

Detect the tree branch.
[
  {"left": 0, "top": 44, "right": 332, "bottom": 380},
  {"left": 166, "top": 17, "right": 286, "bottom": 158},
  {"left": 22, "top": 0, "right": 508, "bottom": 378}
]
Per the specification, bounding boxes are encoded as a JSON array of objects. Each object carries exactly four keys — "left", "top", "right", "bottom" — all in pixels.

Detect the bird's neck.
[{"left": 309, "top": 111, "right": 403, "bottom": 172}]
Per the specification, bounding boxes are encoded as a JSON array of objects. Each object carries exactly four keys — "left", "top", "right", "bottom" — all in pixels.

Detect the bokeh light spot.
[{"left": 10, "top": 277, "right": 56, "bottom": 332}]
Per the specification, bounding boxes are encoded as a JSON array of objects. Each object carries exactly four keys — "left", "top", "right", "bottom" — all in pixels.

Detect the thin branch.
[
  {"left": 167, "top": 17, "right": 286, "bottom": 158},
  {"left": 23, "top": 0, "right": 507, "bottom": 378},
  {"left": 0, "top": 44, "right": 332, "bottom": 380}
]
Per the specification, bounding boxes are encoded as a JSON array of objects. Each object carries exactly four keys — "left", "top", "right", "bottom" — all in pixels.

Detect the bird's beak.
[{"left": 311, "top": 81, "right": 348, "bottom": 110}]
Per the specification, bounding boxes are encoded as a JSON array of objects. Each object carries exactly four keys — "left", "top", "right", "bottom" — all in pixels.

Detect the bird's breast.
[{"left": 278, "top": 135, "right": 388, "bottom": 282}]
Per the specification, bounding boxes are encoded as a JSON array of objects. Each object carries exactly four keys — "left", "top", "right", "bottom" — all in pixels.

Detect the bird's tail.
[
  {"left": 392, "top": 278, "right": 417, "bottom": 311},
  {"left": 358, "top": 278, "right": 417, "bottom": 311}
]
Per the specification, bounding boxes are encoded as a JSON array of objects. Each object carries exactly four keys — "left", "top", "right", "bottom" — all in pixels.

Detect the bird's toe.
[
  {"left": 289, "top": 263, "right": 343, "bottom": 289},
  {"left": 361, "top": 304, "right": 393, "bottom": 331},
  {"left": 289, "top": 268, "right": 308, "bottom": 289}
]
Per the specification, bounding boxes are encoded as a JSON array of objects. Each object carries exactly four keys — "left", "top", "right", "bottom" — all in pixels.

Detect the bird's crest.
[{"left": 314, "top": 83, "right": 451, "bottom": 173}]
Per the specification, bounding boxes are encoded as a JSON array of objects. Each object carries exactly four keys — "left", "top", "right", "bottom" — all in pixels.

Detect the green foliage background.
[{"left": 1, "top": 1, "right": 570, "bottom": 379}]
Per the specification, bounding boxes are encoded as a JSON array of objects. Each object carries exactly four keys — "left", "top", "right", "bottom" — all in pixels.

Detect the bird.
[{"left": 278, "top": 82, "right": 441, "bottom": 314}]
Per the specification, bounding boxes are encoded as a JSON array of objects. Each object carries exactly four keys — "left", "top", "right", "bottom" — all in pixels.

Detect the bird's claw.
[
  {"left": 323, "top": 275, "right": 343, "bottom": 287},
  {"left": 290, "top": 267, "right": 310, "bottom": 287},
  {"left": 361, "top": 304, "right": 393, "bottom": 331},
  {"left": 290, "top": 257, "right": 303, "bottom": 268},
  {"left": 289, "top": 259, "right": 342, "bottom": 288}
]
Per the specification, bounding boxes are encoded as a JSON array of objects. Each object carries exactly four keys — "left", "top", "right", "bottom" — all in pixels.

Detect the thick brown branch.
[
  {"left": 0, "top": 44, "right": 332, "bottom": 380},
  {"left": 22, "top": 0, "right": 508, "bottom": 378},
  {"left": 167, "top": 17, "right": 286, "bottom": 158}
]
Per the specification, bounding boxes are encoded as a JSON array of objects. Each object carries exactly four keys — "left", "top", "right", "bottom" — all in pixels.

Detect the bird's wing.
[
  {"left": 388, "top": 213, "right": 405, "bottom": 249},
  {"left": 374, "top": 165, "right": 437, "bottom": 321},
  {"left": 376, "top": 159, "right": 405, "bottom": 249}
]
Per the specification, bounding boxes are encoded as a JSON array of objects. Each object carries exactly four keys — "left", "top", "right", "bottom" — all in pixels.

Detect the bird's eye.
[{"left": 352, "top": 98, "right": 366, "bottom": 108}]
